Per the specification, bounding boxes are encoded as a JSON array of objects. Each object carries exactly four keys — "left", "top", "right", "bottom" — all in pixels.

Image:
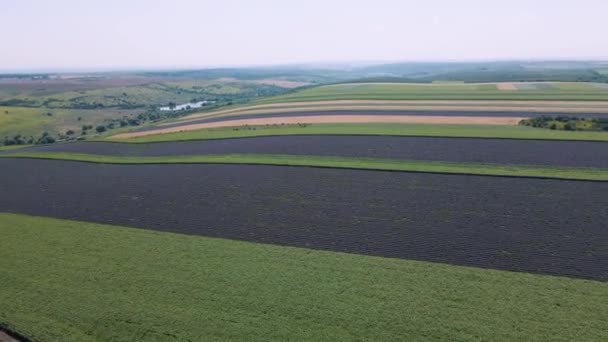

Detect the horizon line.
[{"left": 2, "top": 58, "right": 608, "bottom": 75}]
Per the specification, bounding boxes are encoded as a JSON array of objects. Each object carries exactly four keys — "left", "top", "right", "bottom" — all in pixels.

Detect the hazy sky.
[{"left": 2, "top": 0, "right": 608, "bottom": 71}]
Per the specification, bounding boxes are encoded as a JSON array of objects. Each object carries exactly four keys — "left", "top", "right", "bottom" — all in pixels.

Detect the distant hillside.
[{"left": 349, "top": 61, "right": 608, "bottom": 83}]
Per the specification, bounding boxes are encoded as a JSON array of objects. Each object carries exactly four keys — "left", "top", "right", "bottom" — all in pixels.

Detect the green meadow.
[
  {"left": 0, "top": 105, "right": 137, "bottom": 140},
  {"left": 258, "top": 82, "right": 608, "bottom": 103},
  {"left": 1, "top": 213, "right": 606, "bottom": 341}
]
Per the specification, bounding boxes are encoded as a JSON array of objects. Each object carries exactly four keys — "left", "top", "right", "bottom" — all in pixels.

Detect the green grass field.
[
  {"left": 0, "top": 105, "right": 137, "bottom": 139},
  {"left": 9, "top": 85, "right": 174, "bottom": 108},
  {"left": 1, "top": 213, "right": 606, "bottom": 341},
  {"left": 0, "top": 144, "right": 31, "bottom": 151},
  {"left": 0, "top": 79, "right": 290, "bottom": 144},
  {"left": 1, "top": 80, "right": 276, "bottom": 109},
  {"left": 3, "top": 152, "right": 607, "bottom": 181},
  {"left": 258, "top": 82, "right": 608, "bottom": 103},
  {"left": 0, "top": 106, "right": 57, "bottom": 138},
  {"left": 111, "top": 123, "right": 608, "bottom": 143}
]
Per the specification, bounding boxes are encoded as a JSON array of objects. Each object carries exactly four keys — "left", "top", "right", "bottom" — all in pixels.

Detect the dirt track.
[
  {"left": 113, "top": 115, "right": 523, "bottom": 139},
  {"left": 0, "top": 331, "right": 19, "bottom": 342}
]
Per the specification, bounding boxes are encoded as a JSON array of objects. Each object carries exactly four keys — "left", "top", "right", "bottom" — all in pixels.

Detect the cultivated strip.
[
  {"left": 112, "top": 115, "right": 524, "bottom": 139},
  {"left": 109, "top": 123, "right": 608, "bottom": 143},
  {"left": 2, "top": 152, "right": 607, "bottom": 181},
  {"left": 16, "top": 137, "right": 608, "bottom": 168},
  {"left": 2, "top": 213, "right": 607, "bottom": 341},
  {"left": 174, "top": 100, "right": 608, "bottom": 123},
  {"left": 1, "top": 161, "right": 606, "bottom": 280}
]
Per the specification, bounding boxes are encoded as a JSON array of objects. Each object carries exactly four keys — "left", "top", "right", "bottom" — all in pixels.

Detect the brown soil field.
[
  {"left": 113, "top": 115, "right": 523, "bottom": 139},
  {"left": 0, "top": 330, "right": 19, "bottom": 342},
  {"left": 497, "top": 83, "right": 518, "bottom": 91}
]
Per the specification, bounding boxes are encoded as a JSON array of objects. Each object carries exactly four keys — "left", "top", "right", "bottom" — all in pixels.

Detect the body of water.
[{"left": 159, "top": 101, "right": 214, "bottom": 111}]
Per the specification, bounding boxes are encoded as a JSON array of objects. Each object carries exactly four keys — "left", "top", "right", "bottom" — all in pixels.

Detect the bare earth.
[
  {"left": 497, "top": 83, "right": 518, "bottom": 91},
  {"left": 0, "top": 331, "right": 19, "bottom": 342},
  {"left": 112, "top": 115, "right": 524, "bottom": 139}
]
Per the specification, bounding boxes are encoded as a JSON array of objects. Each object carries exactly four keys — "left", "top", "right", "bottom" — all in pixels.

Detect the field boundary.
[{"left": 0, "top": 325, "right": 29, "bottom": 342}]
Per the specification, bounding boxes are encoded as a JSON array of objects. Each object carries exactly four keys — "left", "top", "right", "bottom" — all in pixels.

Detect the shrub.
[{"left": 36, "top": 133, "right": 56, "bottom": 145}]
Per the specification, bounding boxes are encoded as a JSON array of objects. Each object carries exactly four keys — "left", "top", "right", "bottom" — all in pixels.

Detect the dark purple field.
[
  {"left": 1, "top": 159, "right": 606, "bottom": 281},
  {"left": 11, "top": 136, "right": 608, "bottom": 168}
]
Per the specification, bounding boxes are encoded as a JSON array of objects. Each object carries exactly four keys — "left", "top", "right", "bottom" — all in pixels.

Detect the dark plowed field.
[
  {"left": 1, "top": 159, "right": 606, "bottom": 281},
  {"left": 153, "top": 110, "right": 608, "bottom": 130},
  {"left": 10, "top": 136, "right": 608, "bottom": 168}
]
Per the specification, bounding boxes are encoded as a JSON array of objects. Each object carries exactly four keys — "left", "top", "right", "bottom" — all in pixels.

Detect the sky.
[{"left": 2, "top": 0, "right": 608, "bottom": 71}]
